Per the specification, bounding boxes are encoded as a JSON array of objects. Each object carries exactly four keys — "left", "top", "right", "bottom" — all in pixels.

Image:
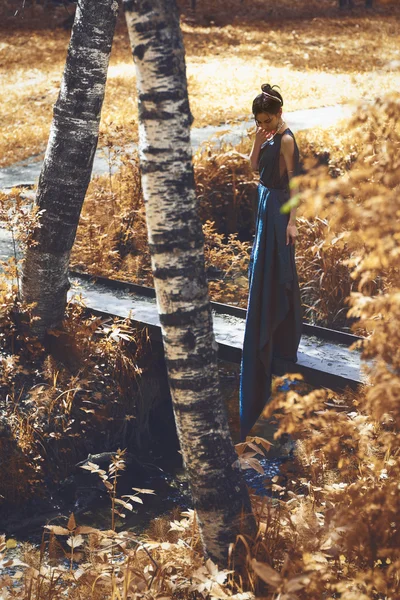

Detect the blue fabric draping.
[{"left": 239, "top": 129, "right": 302, "bottom": 439}]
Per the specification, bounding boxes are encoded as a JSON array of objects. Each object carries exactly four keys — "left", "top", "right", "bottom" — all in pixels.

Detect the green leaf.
[{"left": 280, "top": 194, "right": 300, "bottom": 214}]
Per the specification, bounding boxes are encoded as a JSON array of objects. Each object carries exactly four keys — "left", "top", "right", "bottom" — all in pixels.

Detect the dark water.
[
  {"left": 59, "top": 361, "right": 287, "bottom": 536},
  {"left": 1, "top": 359, "right": 302, "bottom": 542}
]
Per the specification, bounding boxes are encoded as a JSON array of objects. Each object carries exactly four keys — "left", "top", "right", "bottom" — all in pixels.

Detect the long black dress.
[{"left": 239, "top": 128, "right": 302, "bottom": 439}]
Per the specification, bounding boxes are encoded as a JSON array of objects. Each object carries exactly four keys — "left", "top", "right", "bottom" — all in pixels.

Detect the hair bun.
[{"left": 261, "top": 83, "right": 273, "bottom": 93}]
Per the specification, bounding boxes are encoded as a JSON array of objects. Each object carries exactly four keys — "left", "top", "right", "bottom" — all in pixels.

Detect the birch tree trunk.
[
  {"left": 22, "top": 0, "right": 118, "bottom": 338},
  {"left": 123, "top": 0, "right": 256, "bottom": 564}
]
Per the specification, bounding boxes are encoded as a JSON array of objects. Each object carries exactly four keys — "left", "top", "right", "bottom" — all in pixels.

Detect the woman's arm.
[
  {"left": 281, "top": 134, "right": 298, "bottom": 245},
  {"left": 249, "top": 127, "right": 269, "bottom": 171}
]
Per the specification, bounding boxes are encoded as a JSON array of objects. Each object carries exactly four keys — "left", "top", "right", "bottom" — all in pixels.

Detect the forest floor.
[{"left": 0, "top": 5, "right": 399, "bottom": 166}]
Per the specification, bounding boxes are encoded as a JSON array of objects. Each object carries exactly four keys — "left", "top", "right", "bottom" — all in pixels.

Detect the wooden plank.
[{"left": 69, "top": 275, "right": 367, "bottom": 392}]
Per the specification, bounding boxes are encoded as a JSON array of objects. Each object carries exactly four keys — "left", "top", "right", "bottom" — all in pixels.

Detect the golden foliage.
[
  {"left": 194, "top": 143, "right": 255, "bottom": 236},
  {"left": 72, "top": 144, "right": 152, "bottom": 284},
  {"left": 0, "top": 274, "right": 155, "bottom": 505},
  {"left": 1, "top": 4, "right": 400, "bottom": 166}
]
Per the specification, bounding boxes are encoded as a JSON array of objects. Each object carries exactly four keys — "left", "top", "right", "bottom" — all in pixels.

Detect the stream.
[{"left": 0, "top": 359, "right": 294, "bottom": 546}]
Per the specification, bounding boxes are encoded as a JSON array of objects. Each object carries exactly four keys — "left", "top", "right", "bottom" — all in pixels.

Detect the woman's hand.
[
  {"left": 250, "top": 127, "right": 270, "bottom": 170},
  {"left": 286, "top": 221, "right": 297, "bottom": 246},
  {"left": 255, "top": 126, "right": 270, "bottom": 146}
]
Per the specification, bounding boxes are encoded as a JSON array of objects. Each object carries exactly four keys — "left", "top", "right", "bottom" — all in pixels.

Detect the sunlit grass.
[{"left": 0, "top": 9, "right": 399, "bottom": 166}]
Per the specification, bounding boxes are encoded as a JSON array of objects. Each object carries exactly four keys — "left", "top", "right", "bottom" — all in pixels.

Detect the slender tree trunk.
[
  {"left": 123, "top": 0, "right": 256, "bottom": 564},
  {"left": 22, "top": 0, "right": 118, "bottom": 338}
]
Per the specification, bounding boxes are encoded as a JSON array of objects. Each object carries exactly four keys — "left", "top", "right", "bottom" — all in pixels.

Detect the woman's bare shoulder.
[{"left": 281, "top": 132, "right": 295, "bottom": 148}]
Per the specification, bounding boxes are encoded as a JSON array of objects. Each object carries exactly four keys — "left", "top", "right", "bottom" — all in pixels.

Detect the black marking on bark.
[
  {"left": 139, "top": 90, "right": 185, "bottom": 103},
  {"left": 150, "top": 217, "right": 202, "bottom": 241},
  {"left": 171, "top": 396, "right": 222, "bottom": 423},
  {"left": 159, "top": 304, "right": 210, "bottom": 327},
  {"left": 135, "top": 19, "right": 168, "bottom": 35},
  {"left": 182, "top": 329, "right": 196, "bottom": 350},
  {"left": 133, "top": 44, "right": 146, "bottom": 60},
  {"left": 144, "top": 147, "right": 170, "bottom": 155},
  {"left": 176, "top": 167, "right": 196, "bottom": 192},
  {"left": 149, "top": 235, "right": 203, "bottom": 255},
  {"left": 172, "top": 131, "right": 192, "bottom": 144},
  {"left": 140, "top": 156, "right": 192, "bottom": 174},
  {"left": 141, "top": 149, "right": 192, "bottom": 164},
  {"left": 140, "top": 161, "right": 161, "bottom": 174},
  {"left": 169, "top": 374, "right": 217, "bottom": 392},
  {"left": 93, "top": 96, "right": 103, "bottom": 116},
  {"left": 149, "top": 211, "right": 201, "bottom": 238},
  {"left": 153, "top": 165, "right": 195, "bottom": 195},
  {"left": 139, "top": 108, "right": 176, "bottom": 121},
  {"left": 153, "top": 263, "right": 205, "bottom": 280},
  {"left": 149, "top": 215, "right": 203, "bottom": 243},
  {"left": 166, "top": 348, "right": 218, "bottom": 370}
]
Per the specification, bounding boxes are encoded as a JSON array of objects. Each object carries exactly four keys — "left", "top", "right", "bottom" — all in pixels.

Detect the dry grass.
[
  {"left": 0, "top": 28, "right": 139, "bottom": 168},
  {"left": 1, "top": 1, "right": 399, "bottom": 166},
  {"left": 70, "top": 141, "right": 255, "bottom": 310},
  {"left": 0, "top": 269, "right": 161, "bottom": 505},
  {"left": 183, "top": 12, "right": 400, "bottom": 126}
]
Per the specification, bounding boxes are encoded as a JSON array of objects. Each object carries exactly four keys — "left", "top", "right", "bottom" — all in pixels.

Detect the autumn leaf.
[
  {"left": 66, "top": 534, "right": 84, "bottom": 549},
  {"left": 75, "top": 526, "right": 102, "bottom": 535},
  {"left": 114, "top": 498, "right": 134, "bottom": 511},
  {"left": 131, "top": 487, "right": 156, "bottom": 494},
  {"left": 79, "top": 461, "right": 106, "bottom": 476},
  {"left": 44, "top": 525, "right": 71, "bottom": 536},
  {"left": 234, "top": 454, "right": 265, "bottom": 475},
  {"left": 122, "top": 494, "right": 144, "bottom": 504},
  {"left": 67, "top": 513, "right": 76, "bottom": 531},
  {"left": 251, "top": 559, "right": 282, "bottom": 588}
]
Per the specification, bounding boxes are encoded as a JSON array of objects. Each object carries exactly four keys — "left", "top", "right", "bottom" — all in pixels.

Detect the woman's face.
[{"left": 254, "top": 111, "right": 281, "bottom": 133}]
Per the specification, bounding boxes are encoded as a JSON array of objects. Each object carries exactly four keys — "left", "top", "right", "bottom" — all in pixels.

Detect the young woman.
[{"left": 239, "top": 83, "right": 302, "bottom": 439}]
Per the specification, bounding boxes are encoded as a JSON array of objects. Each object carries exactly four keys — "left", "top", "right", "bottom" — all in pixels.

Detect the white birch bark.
[
  {"left": 22, "top": 0, "right": 119, "bottom": 338},
  {"left": 123, "top": 0, "right": 256, "bottom": 563}
]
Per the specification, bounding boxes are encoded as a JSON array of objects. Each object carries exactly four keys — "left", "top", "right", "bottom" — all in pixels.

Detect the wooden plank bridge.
[{"left": 69, "top": 271, "right": 368, "bottom": 393}]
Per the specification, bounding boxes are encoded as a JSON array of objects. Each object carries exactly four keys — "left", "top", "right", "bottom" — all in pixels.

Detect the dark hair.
[{"left": 252, "top": 83, "right": 283, "bottom": 116}]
